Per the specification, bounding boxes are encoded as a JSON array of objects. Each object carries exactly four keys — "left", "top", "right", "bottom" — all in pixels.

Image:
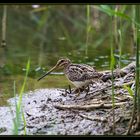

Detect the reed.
[
  {"left": 85, "top": 5, "right": 91, "bottom": 57},
  {"left": 126, "top": 5, "right": 140, "bottom": 135},
  {"left": 1, "top": 5, "right": 7, "bottom": 48},
  {"left": 135, "top": 4, "right": 140, "bottom": 128},
  {"left": 110, "top": 15, "right": 115, "bottom": 135}
]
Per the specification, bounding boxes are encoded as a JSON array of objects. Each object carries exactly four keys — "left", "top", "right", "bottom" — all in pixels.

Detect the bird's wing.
[{"left": 66, "top": 64, "right": 97, "bottom": 81}]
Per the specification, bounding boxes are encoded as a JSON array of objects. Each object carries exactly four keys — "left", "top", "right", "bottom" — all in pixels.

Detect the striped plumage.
[{"left": 64, "top": 63, "right": 102, "bottom": 88}]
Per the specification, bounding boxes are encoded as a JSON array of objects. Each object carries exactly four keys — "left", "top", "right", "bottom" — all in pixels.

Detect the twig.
[
  {"left": 79, "top": 113, "right": 107, "bottom": 122},
  {"left": 87, "top": 80, "right": 135, "bottom": 97},
  {"left": 100, "top": 62, "right": 135, "bottom": 82},
  {"left": 114, "top": 96, "right": 132, "bottom": 101},
  {"left": 54, "top": 102, "right": 127, "bottom": 110},
  {"left": 116, "top": 81, "right": 135, "bottom": 88}
]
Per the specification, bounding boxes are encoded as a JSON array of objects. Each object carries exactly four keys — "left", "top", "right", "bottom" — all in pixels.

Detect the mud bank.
[{"left": 0, "top": 62, "right": 136, "bottom": 135}]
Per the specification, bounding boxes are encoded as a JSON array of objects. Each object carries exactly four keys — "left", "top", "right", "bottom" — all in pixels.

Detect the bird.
[{"left": 37, "top": 58, "right": 103, "bottom": 95}]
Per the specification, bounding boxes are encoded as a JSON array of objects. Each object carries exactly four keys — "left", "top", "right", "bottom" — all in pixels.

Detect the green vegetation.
[
  {"left": 12, "top": 59, "right": 30, "bottom": 135},
  {"left": 0, "top": 5, "right": 140, "bottom": 135},
  {"left": 0, "top": 5, "right": 134, "bottom": 76},
  {"left": 126, "top": 5, "right": 140, "bottom": 134}
]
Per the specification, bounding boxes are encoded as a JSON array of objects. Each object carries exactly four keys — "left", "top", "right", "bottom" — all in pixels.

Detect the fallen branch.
[
  {"left": 54, "top": 102, "right": 127, "bottom": 110},
  {"left": 87, "top": 80, "right": 135, "bottom": 97},
  {"left": 100, "top": 62, "right": 135, "bottom": 82}
]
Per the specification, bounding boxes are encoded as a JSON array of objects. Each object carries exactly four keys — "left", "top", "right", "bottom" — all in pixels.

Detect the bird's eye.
[{"left": 60, "top": 60, "right": 64, "bottom": 63}]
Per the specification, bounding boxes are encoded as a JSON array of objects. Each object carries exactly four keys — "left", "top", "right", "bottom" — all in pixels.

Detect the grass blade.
[
  {"left": 12, "top": 59, "right": 30, "bottom": 135},
  {"left": 123, "top": 85, "right": 134, "bottom": 98}
]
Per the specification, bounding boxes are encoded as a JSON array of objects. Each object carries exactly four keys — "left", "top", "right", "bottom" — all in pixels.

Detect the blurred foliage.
[
  {"left": 0, "top": 5, "right": 134, "bottom": 73},
  {"left": 0, "top": 5, "right": 136, "bottom": 105}
]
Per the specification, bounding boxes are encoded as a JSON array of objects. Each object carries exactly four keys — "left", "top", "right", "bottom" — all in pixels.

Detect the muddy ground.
[{"left": 0, "top": 62, "right": 137, "bottom": 135}]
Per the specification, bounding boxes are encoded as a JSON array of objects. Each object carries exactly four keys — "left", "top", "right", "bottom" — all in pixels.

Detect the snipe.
[{"left": 37, "top": 58, "right": 103, "bottom": 94}]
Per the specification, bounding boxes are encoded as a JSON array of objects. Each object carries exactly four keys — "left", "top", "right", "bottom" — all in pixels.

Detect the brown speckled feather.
[
  {"left": 64, "top": 63, "right": 102, "bottom": 82},
  {"left": 38, "top": 58, "right": 103, "bottom": 90}
]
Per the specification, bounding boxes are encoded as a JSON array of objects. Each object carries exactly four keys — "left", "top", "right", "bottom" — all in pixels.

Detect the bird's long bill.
[{"left": 37, "top": 66, "right": 57, "bottom": 81}]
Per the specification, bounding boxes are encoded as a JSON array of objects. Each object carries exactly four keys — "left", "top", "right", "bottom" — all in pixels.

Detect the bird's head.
[
  {"left": 55, "top": 58, "right": 71, "bottom": 69},
  {"left": 37, "top": 58, "right": 71, "bottom": 81}
]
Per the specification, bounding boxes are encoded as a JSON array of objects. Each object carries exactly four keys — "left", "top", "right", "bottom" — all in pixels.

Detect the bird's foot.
[{"left": 66, "top": 87, "right": 88, "bottom": 98}]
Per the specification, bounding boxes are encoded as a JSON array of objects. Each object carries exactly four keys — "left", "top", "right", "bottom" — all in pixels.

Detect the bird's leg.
[
  {"left": 73, "top": 88, "right": 79, "bottom": 93},
  {"left": 64, "top": 85, "right": 72, "bottom": 95},
  {"left": 68, "top": 85, "right": 72, "bottom": 94},
  {"left": 73, "top": 88, "right": 83, "bottom": 96},
  {"left": 72, "top": 88, "right": 78, "bottom": 93},
  {"left": 65, "top": 89, "right": 69, "bottom": 94},
  {"left": 74, "top": 86, "right": 90, "bottom": 98},
  {"left": 79, "top": 87, "right": 85, "bottom": 92},
  {"left": 77, "top": 89, "right": 81, "bottom": 97}
]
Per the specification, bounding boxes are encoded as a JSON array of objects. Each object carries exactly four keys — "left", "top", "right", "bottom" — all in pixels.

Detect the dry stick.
[
  {"left": 79, "top": 112, "right": 121, "bottom": 125},
  {"left": 79, "top": 113, "right": 107, "bottom": 122},
  {"left": 100, "top": 61, "right": 135, "bottom": 81},
  {"left": 87, "top": 80, "right": 135, "bottom": 97},
  {"left": 54, "top": 102, "right": 127, "bottom": 110}
]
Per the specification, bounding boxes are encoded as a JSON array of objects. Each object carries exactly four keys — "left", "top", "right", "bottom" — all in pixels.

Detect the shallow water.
[{"left": 0, "top": 52, "right": 133, "bottom": 106}]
